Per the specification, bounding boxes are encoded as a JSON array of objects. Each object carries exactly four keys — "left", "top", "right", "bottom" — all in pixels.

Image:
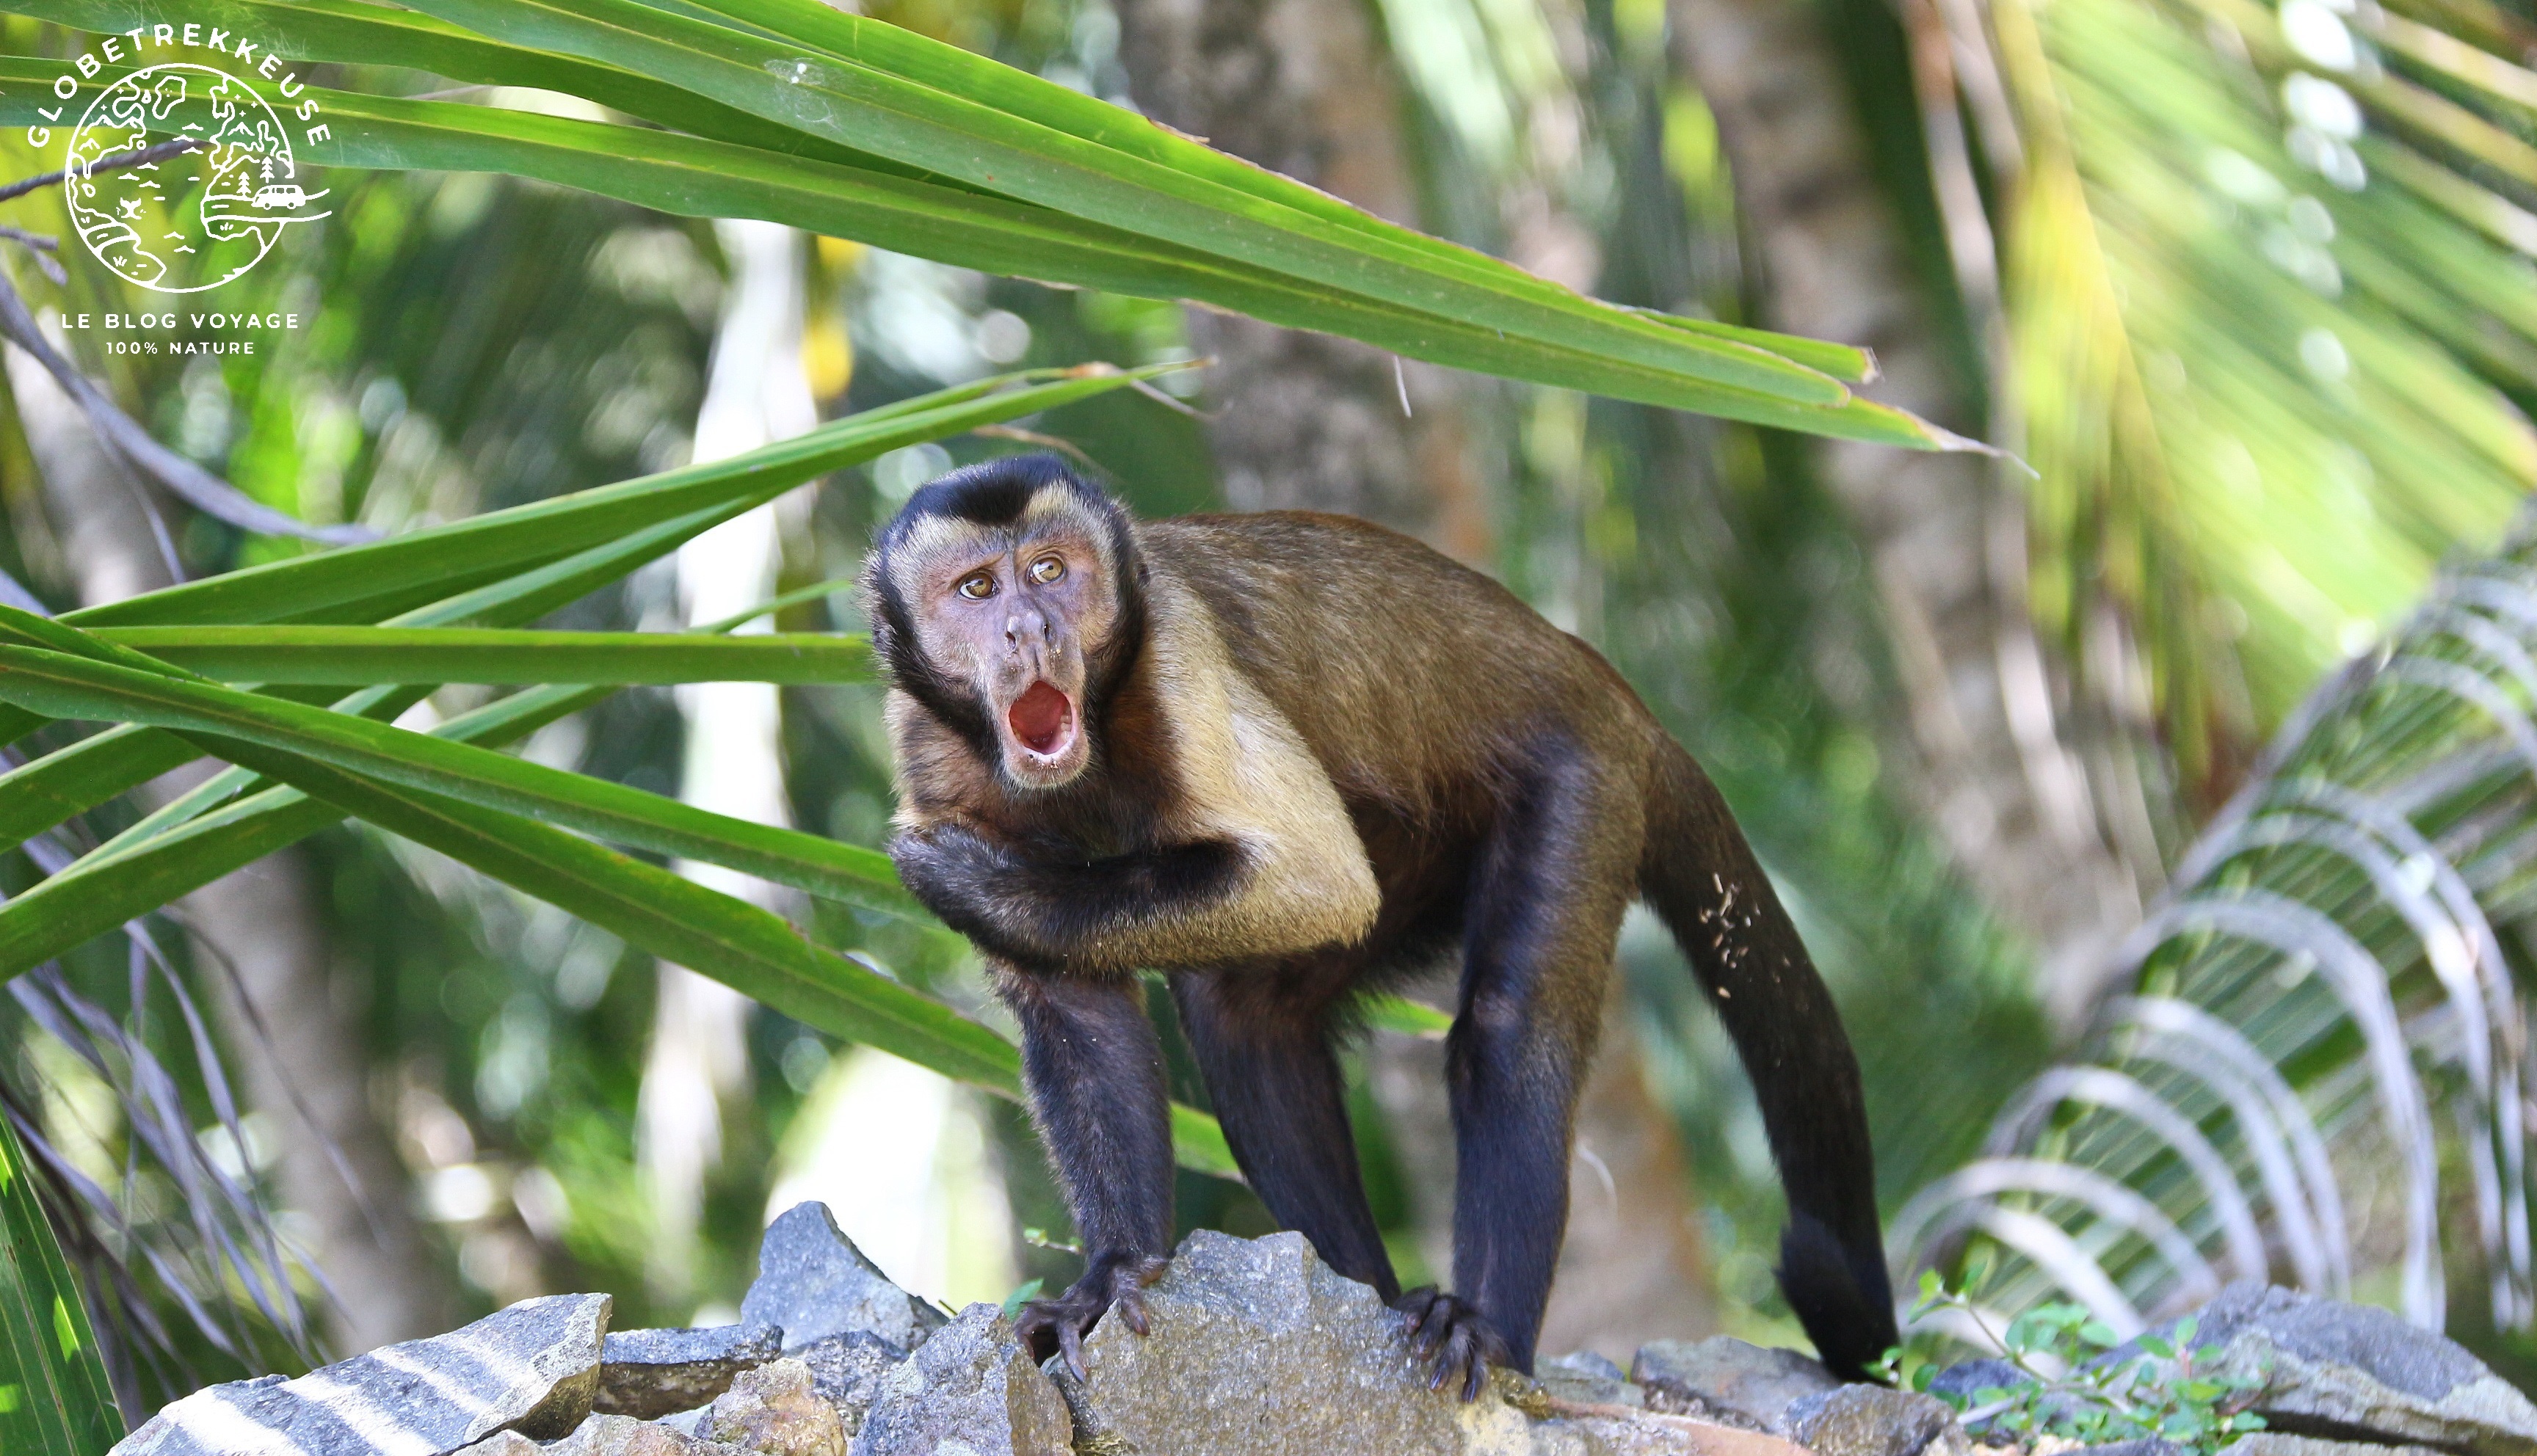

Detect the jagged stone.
[
  {"left": 1785, "top": 1385, "right": 1966, "bottom": 1456},
  {"left": 547, "top": 1412, "right": 748, "bottom": 1455},
  {"left": 598, "top": 1324, "right": 784, "bottom": 1419},
  {"left": 741, "top": 1204, "right": 947, "bottom": 1355},
  {"left": 111, "top": 1293, "right": 610, "bottom": 1456},
  {"left": 1534, "top": 1412, "right": 1806, "bottom": 1456},
  {"left": 794, "top": 1331, "right": 901, "bottom": 1435},
  {"left": 854, "top": 1303, "right": 1072, "bottom": 1456},
  {"left": 2171, "top": 1284, "right": 2537, "bottom": 1456},
  {"left": 1053, "top": 1228, "right": 1601, "bottom": 1455},
  {"left": 1540, "top": 1352, "right": 1645, "bottom": 1410},
  {"left": 2227, "top": 1433, "right": 2445, "bottom": 1456},
  {"left": 1925, "top": 1360, "right": 2027, "bottom": 1407},
  {"left": 1630, "top": 1337, "right": 1839, "bottom": 1431},
  {"left": 703, "top": 1358, "right": 846, "bottom": 1456},
  {"left": 454, "top": 1435, "right": 544, "bottom": 1456}
]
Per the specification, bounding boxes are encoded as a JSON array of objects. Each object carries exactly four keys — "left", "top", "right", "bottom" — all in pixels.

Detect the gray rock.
[
  {"left": 1527, "top": 1406, "right": 1814, "bottom": 1456},
  {"left": 454, "top": 1435, "right": 545, "bottom": 1456},
  {"left": 1550, "top": 1353, "right": 1630, "bottom": 1383},
  {"left": 706, "top": 1358, "right": 846, "bottom": 1456},
  {"left": 795, "top": 1332, "right": 904, "bottom": 1435},
  {"left": 744, "top": 1204, "right": 947, "bottom": 1355},
  {"left": 547, "top": 1412, "right": 748, "bottom": 1455},
  {"left": 1784, "top": 1385, "right": 1966, "bottom": 1456},
  {"left": 1539, "top": 1352, "right": 1644, "bottom": 1410},
  {"left": 2173, "top": 1284, "right": 2537, "bottom": 1456},
  {"left": 1629, "top": 1337, "right": 1839, "bottom": 1431},
  {"left": 112, "top": 1293, "right": 610, "bottom": 1456},
  {"left": 1050, "top": 1228, "right": 1550, "bottom": 1455},
  {"left": 852, "top": 1303, "right": 1072, "bottom": 1456},
  {"left": 599, "top": 1323, "right": 785, "bottom": 1419},
  {"left": 2226, "top": 1433, "right": 2445, "bottom": 1456},
  {"left": 1924, "top": 1360, "right": 2028, "bottom": 1407}
]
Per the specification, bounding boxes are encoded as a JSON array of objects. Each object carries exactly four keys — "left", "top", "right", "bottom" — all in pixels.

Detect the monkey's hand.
[
  {"left": 1017, "top": 1250, "right": 1171, "bottom": 1379},
  {"left": 889, "top": 822, "right": 1054, "bottom": 967},
  {"left": 1392, "top": 1287, "right": 1512, "bottom": 1402}
]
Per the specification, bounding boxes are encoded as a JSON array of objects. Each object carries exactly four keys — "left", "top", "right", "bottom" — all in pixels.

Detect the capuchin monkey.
[{"left": 864, "top": 454, "right": 1895, "bottom": 1399}]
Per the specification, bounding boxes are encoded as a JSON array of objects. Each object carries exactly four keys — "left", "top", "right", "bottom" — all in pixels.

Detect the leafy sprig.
[{"left": 1876, "top": 1273, "right": 2269, "bottom": 1455}]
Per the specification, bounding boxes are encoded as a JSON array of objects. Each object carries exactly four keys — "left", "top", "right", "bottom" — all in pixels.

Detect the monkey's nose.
[{"left": 1004, "top": 611, "right": 1054, "bottom": 651}]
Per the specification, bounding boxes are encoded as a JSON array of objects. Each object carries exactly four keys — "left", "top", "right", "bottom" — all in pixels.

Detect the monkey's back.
[{"left": 1142, "top": 512, "right": 1660, "bottom": 815}]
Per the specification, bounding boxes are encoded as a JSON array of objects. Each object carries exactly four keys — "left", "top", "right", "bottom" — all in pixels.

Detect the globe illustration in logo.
[{"left": 65, "top": 63, "right": 327, "bottom": 293}]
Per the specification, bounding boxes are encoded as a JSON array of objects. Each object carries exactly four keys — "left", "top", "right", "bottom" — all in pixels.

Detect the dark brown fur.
[{"left": 870, "top": 458, "right": 1895, "bottom": 1394}]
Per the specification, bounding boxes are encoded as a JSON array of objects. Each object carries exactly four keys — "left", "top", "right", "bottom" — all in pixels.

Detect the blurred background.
[{"left": 7, "top": 0, "right": 2537, "bottom": 1414}]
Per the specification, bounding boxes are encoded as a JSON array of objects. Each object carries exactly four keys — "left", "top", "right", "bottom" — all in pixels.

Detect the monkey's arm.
[
  {"left": 892, "top": 818, "right": 1373, "bottom": 970},
  {"left": 891, "top": 820, "right": 1248, "bottom": 970}
]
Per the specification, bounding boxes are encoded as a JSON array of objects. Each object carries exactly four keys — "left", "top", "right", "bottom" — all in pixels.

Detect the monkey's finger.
[
  {"left": 1117, "top": 1290, "right": 1151, "bottom": 1337},
  {"left": 1013, "top": 1306, "right": 1053, "bottom": 1360},
  {"left": 1434, "top": 1326, "right": 1467, "bottom": 1392},
  {"left": 1400, "top": 1291, "right": 1445, "bottom": 1346},
  {"left": 1414, "top": 1303, "right": 1458, "bottom": 1357},
  {"left": 1131, "top": 1256, "right": 1169, "bottom": 1287},
  {"left": 1058, "top": 1320, "right": 1089, "bottom": 1381},
  {"left": 1459, "top": 1336, "right": 1487, "bottom": 1403}
]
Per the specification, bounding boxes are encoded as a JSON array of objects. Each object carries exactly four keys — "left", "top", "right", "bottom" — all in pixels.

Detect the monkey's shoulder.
[
  {"left": 1129, "top": 569, "right": 1383, "bottom": 955},
  {"left": 1142, "top": 512, "right": 1508, "bottom": 606}
]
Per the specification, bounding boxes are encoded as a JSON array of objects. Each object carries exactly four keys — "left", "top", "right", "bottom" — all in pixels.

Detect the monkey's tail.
[{"left": 1638, "top": 737, "right": 1899, "bottom": 1381}]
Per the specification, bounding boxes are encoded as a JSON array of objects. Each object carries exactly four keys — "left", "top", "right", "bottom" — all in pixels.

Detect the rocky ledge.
[{"left": 109, "top": 1204, "right": 2537, "bottom": 1456}]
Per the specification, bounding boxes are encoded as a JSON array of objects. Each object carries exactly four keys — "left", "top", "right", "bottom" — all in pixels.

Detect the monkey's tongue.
[{"left": 1009, "top": 681, "right": 1075, "bottom": 755}]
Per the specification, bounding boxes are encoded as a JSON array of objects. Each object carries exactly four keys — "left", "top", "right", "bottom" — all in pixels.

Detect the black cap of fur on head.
[{"left": 861, "top": 454, "right": 1150, "bottom": 767}]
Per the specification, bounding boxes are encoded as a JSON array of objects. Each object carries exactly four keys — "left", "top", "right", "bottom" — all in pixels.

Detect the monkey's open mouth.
[{"left": 1008, "top": 680, "right": 1076, "bottom": 757}]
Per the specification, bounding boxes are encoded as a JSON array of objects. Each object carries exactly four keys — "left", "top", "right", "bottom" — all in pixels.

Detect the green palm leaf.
[
  {"left": 84, "top": 627, "right": 876, "bottom": 685},
  {"left": 1993, "top": 0, "right": 2536, "bottom": 792},
  {"left": 0, "top": 640, "right": 923, "bottom": 919},
  {"left": 0, "top": 1115, "right": 121, "bottom": 1456},
  {"left": 0, "top": 0, "right": 1979, "bottom": 444}
]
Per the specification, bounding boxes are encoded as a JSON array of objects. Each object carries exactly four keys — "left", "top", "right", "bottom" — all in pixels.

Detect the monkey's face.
[{"left": 901, "top": 517, "right": 1117, "bottom": 790}]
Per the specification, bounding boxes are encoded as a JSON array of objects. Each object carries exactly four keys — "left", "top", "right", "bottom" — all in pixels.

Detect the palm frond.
[
  {"left": 1895, "top": 509, "right": 2537, "bottom": 1336},
  {"left": 1983, "top": 0, "right": 2537, "bottom": 807},
  {"left": 0, "top": 0, "right": 1982, "bottom": 445}
]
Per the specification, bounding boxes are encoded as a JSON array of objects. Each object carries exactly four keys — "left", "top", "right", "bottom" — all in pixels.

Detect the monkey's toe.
[
  {"left": 1390, "top": 1287, "right": 1512, "bottom": 1402},
  {"left": 1017, "top": 1252, "right": 1171, "bottom": 1378}
]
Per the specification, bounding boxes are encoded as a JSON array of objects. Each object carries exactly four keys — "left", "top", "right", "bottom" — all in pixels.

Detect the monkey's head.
[{"left": 863, "top": 455, "right": 1146, "bottom": 791}]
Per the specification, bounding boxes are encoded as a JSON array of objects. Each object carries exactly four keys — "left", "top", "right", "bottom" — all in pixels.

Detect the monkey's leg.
[
  {"left": 1442, "top": 759, "right": 1639, "bottom": 1391},
  {"left": 995, "top": 964, "right": 1175, "bottom": 1375},
  {"left": 1170, "top": 964, "right": 1398, "bottom": 1299}
]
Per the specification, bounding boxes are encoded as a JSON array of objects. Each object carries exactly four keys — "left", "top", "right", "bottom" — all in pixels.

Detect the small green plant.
[{"left": 1876, "top": 1273, "right": 2270, "bottom": 1455}]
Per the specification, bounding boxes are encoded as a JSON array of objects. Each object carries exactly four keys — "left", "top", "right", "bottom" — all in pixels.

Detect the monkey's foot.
[
  {"left": 1391, "top": 1287, "right": 1512, "bottom": 1402},
  {"left": 1017, "top": 1251, "right": 1170, "bottom": 1379}
]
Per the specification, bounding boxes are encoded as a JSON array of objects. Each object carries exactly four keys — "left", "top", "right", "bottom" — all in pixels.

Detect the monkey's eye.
[
  {"left": 956, "top": 572, "right": 997, "bottom": 600},
  {"left": 1028, "top": 555, "right": 1067, "bottom": 586}
]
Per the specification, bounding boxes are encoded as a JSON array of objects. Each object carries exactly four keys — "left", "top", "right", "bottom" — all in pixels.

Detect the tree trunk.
[
  {"left": 1667, "top": 0, "right": 2147, "bottom": 1009},
  {"left": 4, "top": 338, "right": 454, "bottom": 1354},
  {"left": 1111, "top": 0, "right": 1714, "bottom": 1353},
  {"left": 1112, "top": 0, "right": 1487, "bottom": 550}
]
